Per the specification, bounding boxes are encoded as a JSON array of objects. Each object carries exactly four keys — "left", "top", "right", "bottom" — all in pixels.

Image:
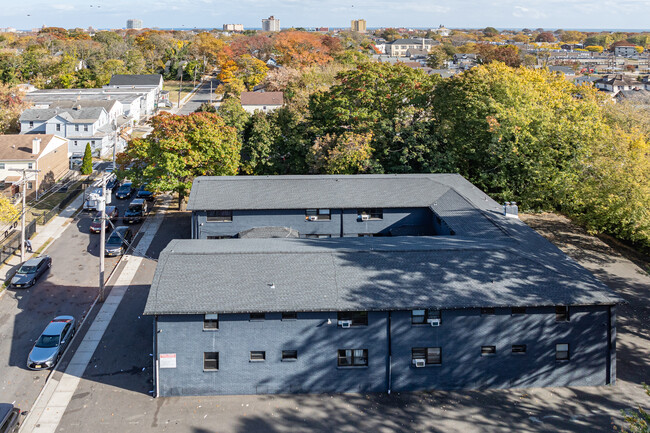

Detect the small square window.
[
  {"left": 282, "top": 350, "right": 298, "bottom": 361},
  {"left": 27, "top": 163, "right": 33, "bottom": 169},
  {"left": 411, "top": 309, "right": 440, "bottom": 325},
  {"left": 56, "top": 124, "right": 61, "bottom": 131},
  {"left": 337, "top": 349, "right": 368, "bottom": 367},
  {"left": 412, "top": 347, "right": 442, "bottom": 365},
  {"left": 481, "top": 346, "right": 496, "bottom": 356},
  {"left": 250, "top": 313, "right": 265, "bottom": 321},
  {"left": 512, "top": 344, "right": 527, "bottom": 354},
  {"left": 250, "top": 351, "right": 266, "bottom": 361},
  {"left": 337, "top": 311, "right": 368, "bottom": 326},
  {"left": 75, "top": 125, "right": 79, "bottom": 131},
  {"left": 555, "top": 306, "right": 569, "bottom": 322},
  {"left": 305, "top": 209, "right": 331, "bottom": 221},
  {"left": 84, "top": 125, "right": 89, "bottom": 132},
  {"left": 29, "top": 121, "right": 34, "bottom": 128},
  {"left": 203, "top": 352, "right": 219, "bottom": 370},
  {"left": 206, "top": 210, "right": 232, "bottom": 222},
  {"left": 511, "top": 307, "right": 526, "bottom": 315},
  {"left": 281, "top": 312, "right": 297, "bottom": 320},
  {"left": 203, "top": 314, "right": 219, "bottom": 330},
  {"left": 0, "top": 163, "right": 5, "bottom": 169},
  {"left": 556, "top": 343, "right": 570, "bottom": 361},
  {"left": 26, "top": 182, "right": 33, "bottom": 190},
  {"left": 481, "top": 307, "right": 495, "bottom": 315}
]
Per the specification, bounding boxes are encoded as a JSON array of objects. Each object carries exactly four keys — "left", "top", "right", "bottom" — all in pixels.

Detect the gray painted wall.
[
  {"left": 155, "top": 305, "right": 614, "bottom": 396},
  {"left": 191, "top": 208, "right": 436, "bottom": 239}
]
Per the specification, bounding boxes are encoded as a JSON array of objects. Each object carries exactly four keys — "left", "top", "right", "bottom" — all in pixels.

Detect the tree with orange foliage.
[
  {"left": 272, "top": 31, "right": 333, "bottom": 68},
  {"left": 191, "top": 32, "right": 232, "bottom": 69}
]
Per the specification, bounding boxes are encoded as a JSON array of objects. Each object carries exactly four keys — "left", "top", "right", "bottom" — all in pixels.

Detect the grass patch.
[
  {"left": 164, "top": 81, "right": 196, "bottom": 106},
  {"left": 34, "top": 238, "right": 53, "bottom": 255}
]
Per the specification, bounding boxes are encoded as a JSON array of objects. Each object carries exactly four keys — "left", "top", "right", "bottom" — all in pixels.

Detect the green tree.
[
  {"left": 482, "top": 27, "right": 499, "bottom": 38},
  {"left": 217, "top": 97, "right": 249, "bottom": 140},
  {"left": 0, "top": 84, "right": 30, "bottom": 133},
  {"left": 427, "top": 45, "right": 451, "bottom": 68},
  {"left": 81, "top": 143, "right": 93, "bottom": 175},
  {"left": 241, "top": 112, "right": 278, "bottom": 174},
  {"left": 475, "top": 43, "right": 521, "bottom": 67},
  {"left": 123, "top": 112, "right": 241, "bottom": 207},
  {"left": 194, "top": 102, "right": 217, "bottom": 113},
  {"left": 309, "top": 132, "right": 374, "bottom": 174},
  {"left": 619, "top": 383, "right": 650, "bottom": 433}
]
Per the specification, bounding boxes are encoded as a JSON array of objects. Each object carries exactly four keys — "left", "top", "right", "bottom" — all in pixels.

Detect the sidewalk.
[{"left": 0, "top": 192, "right": 85, "bottom": 285}]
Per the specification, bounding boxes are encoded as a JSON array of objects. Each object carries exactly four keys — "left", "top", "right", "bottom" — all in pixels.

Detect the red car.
[{"left": 89, "top": 206, "right": 119, "bottom": 233}]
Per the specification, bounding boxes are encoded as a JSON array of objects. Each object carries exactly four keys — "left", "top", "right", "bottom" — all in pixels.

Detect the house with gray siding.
[{"left": 146, "top": 174, "right": 622, "bottom": 396}]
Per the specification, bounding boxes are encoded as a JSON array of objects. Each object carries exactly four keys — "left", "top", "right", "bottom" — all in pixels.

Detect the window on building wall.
[
  {"left": 357, "top": 208, "right": 383, "bottom": 221},
  {"left": 0, "top": 163, "right": 5, "bottom": 169},
  {"left": 305, "top": 209, "right": 331, "bottom": 221},
  {"left": 481, "top": 307, "right": 495, "bottom": 315},
  {"left": 555, "top": 306, "right": 569, "bottom": 322},
  {"left": 337, "top": 349, "right": 368, "bottom": 367},
  {"left": 206, "top": 210, "right": 233, "bottom": 222},
  {"left": 203, "top": 314, "right": 219, "bottom": 330},
  {"left": 84, "top": 125, "right": 89, "bottom": 132},
  {"left": 282, "top": 350, "right": 298, "bottom": 361},
  {"left": 27, "top": 163, "right": 33, "bottom": 169},
  {"left": 281, "top": 312, "right": 297, "bottom": 320},
  {"left": 75, "top": 125, "right": 79, "bottom": 132},
  {"left": 481, "top": 346, "right": 496, "bottom": 356},
  {"left": 250, "top": 351, "right": 266, "bottom": 361},
  {"left": 203, "top": 352, "right": 219, "bottom": 370},
  {"left": 56, "top": 124, "right": 61, "bottom": 131},
  {"left": 304, "top": 234, "right": 331, "bottom": 239},
  {"left": 337, "top": 311, "right": 368, "bottom": 327},
  {"left": 511, "top": 307, "right": 526, "bottom": 315},
  {"left": 74, "top": 141, "right": 78, "bottom": 146},
  {"left": 206, "top": 235, "right": 233, "bottom": 239},
  {"left": 357, "top": 233, "right": 374, "bottom": 237},
  {"left": 250, "top": 313, "right": 265, "bottom": 321},
  {"left": 26, "top": 182, "right": 33, "bottom": 190},
  {"left": 512, "top": 345, "right": 527, "bottom": 355},
  {"left": 91, "top": 141, "right": 95, "bottom": 146},
  {"left": 556, "top": 343, "right": 569, "bottom": 361},
  {"left": 412, "top": 347, "right": 442, "bottom": 365},
  {"left": 411, "top": 309, "right": 441, "bottom": 325},
  {"left": 29, "top": 121, "right": 34, "bottom": 128}
]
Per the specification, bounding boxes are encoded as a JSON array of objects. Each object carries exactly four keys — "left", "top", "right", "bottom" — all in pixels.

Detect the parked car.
[
  {"left": 104, "top": 226, "right": 133, "bottom": 256},
  {"left": 104, "top": 163, "right": 115, "bottom": 173},
  {"left": 136, "top": 184, "right": 156, "bottom": 202},
  {"left": 27, "top": 316, "right": 76, "bottom": 370},
  {"left": 115, "top": 182, "right": 135, "bottom": 199},
  {"left": 0, "top": 403, "right": 20, "bottom": 433},
  {"left": 106, "top": 176, "right": 119, "bottom": 190},
  {"left": 89, "top": 206, "right": 119, "bottom": 233},
  {"left": 123, "top": 199, "right": 147, "bottom": 224},
  {"left": 11, "top": 256, "right": 52, "bottom": 288}
]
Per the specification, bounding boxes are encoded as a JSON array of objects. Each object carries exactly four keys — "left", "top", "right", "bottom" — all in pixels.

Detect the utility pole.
[
  {"left": 178, "top": 67, "right": 183, "bottom": 109},
  {"left": 99, "top": 175, "right": 107, "bottom": 302},
  {"left": 10, "top": 168, "right": 40, "bottom": 263},
  {"left": 112, "top": 117, "right": 118, "bottom": 168}
]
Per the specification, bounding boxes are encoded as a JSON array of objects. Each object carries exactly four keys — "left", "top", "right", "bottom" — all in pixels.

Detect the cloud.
[
  {"left": 51, "top": 4, "right": 75, "bottom": 10},
  {"left": 512, "top": 5, "right": 547, "bottom": 19}
]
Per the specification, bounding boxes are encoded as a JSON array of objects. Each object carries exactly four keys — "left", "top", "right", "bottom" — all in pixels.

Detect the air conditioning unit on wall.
[
  {"left": 308, "top": 216, "right": 318, "bottom": 221},
  {"left": 338, "top": 320, "right": 352, "bottom": 328},
  {"left": 413, "top": 359, "right": 426, "bottom": 367},
  {"left": 361, "top": 215, "right": 370, "bottom": 221},
  {"left": 427, "top": 318, "right": 441, "bottom": 326}
]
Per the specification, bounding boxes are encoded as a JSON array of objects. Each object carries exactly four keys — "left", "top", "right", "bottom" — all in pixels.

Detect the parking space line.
[{"left": 20, "top": 199, "right": 169, "bottom": 433}]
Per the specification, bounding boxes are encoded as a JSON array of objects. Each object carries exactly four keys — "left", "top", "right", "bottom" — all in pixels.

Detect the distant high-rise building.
[
  {"left": 223, "top": 24, "right": 244, "bottom": 32},
  {"left": 262, "top": 16, "right": 280, "bottom": 32},
  {"left": 126, "top": 19, "right": 143, "bottom": 30},
  {"left": 351, "top": 19, "right": 367, "bottom": 33}
]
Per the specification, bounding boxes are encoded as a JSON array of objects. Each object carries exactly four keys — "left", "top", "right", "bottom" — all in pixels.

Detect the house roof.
[
  {"left": 50, "top": 99, "right": 119, "bottom": 112},
  {"left": 108, "top": 74, "right": 162, "bottom": 86},
  {"left": 0, "top": 134, "right": 63, "bottom": 160},
  {"left": 19, "top": 106, "right": 106, "bottom": 123},
  {"left": 387, "top": 39, "right": 435, "bottom": 46},
  {"left": 240, "top": 91, "right": 284, "bottom": 106},
  {"left": 143, "top": 236, "right": 622, "bottom": 316}
]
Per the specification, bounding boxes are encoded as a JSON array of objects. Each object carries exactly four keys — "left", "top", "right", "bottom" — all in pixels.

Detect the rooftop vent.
[{"left": 503, "top": 201, "right": 519, "bottom": 219}]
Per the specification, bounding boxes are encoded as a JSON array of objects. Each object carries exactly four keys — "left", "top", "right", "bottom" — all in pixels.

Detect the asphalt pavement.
[
  {"left": 0, "top": 180, "right": 145, "bottom": 419},
  {"left": 177, "top": 78, "right": 220, "bottom": 115}
]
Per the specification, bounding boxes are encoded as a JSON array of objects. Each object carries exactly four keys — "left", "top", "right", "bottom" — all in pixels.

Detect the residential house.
[
  {"left": 106, "top": 74, "right": 164, "bottom": 114},
  {"left": 239, "top": 92, "right": 284, "bottom": 114},
  {"left": 614, "top": 89, "right": 650, "bottom": 105},
  {"left": 405, "top": 48, "right": 429, "bottom": 60},
  {"left": 0, "top": 134, "right": 68, "bottom": 198},
  {"left": 594, "top": 74, "right": 643, "bottom": 93},
  {"left": 19, "top": 105, "right": 114, "bottom": 157},
  {"left": 146, "top": 174, "right": 622, "bottom": 396},
  {"left": 452, "top": 53, "right": 478, "bottom": 70},
  {"left": 612, "top": 41, "right": 638, "bottom": 57},
  {"left": 385, "top": 39, "right": 436, "bottom": 57}
]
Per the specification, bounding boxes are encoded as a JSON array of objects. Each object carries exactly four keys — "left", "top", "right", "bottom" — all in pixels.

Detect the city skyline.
[{"left": 2, "top": 0, "right": 650, "bottom": 31}]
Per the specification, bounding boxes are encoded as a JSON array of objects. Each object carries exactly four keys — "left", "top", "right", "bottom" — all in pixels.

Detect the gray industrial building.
[{"left": 145, "top": 174, "right": 622, "bottom": 396}]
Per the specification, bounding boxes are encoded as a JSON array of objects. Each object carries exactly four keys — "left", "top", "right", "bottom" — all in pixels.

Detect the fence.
[{"left": 0, "top": 220, "right": 36, "bottom": 264}]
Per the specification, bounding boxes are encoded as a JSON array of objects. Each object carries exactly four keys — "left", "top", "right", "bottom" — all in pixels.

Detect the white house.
[
  {"left": 385, "top": 39, "right": 436, "bottom": 57},
  {"left": 240, "top": 92, "right": 284, "bottom": 114},
  {"left": 594, "top": 74, "right": 643, "bottom": 93}
]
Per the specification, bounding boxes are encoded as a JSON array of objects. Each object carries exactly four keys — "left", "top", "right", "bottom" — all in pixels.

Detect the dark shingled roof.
[
  {"left": 144, "top": 237, "right": 622, "bottom": 315},
  {"left": 108, "top": 74, "right": 162, "bottom": 86}
]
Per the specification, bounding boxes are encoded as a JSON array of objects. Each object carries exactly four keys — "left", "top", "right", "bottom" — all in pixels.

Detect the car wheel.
[{"left": 47, "top": 261, "right": 52, "bottom": 269}]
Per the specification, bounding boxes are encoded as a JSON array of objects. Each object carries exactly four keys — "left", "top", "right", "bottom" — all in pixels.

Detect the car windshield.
[
  {"left": 128, "top": 204, "right": 143, "bottom": 212},
  {"left": 107, "top": 234, "right": 121, "bottom": 243},
  {"left": 92, "top": 218, "right": 103, "bottom": 223},
  {"left": 118, "top": 185, "right": 131, "bottom": 191},
  {"left": 35, "top": 334, "right": 59, "bottom": 348},
  {"left": 18, "top": 265, "right": 37, "bottom": 274}
]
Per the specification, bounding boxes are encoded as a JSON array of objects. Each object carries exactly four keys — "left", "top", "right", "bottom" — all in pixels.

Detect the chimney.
[{"left": 32, "top": 137, "right": 41, "bottom": 154}]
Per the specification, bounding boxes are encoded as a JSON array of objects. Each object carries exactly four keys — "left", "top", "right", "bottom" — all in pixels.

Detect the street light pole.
[
  {"left": 10, "top": 168, "right": 40, "bottom": 263},
  {"left": 99, "top": 175, "right": 107, "bottom": 302}
]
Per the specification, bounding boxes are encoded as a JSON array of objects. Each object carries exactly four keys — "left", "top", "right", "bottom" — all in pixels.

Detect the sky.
[{"left": 1, "top": 0, "right": 650, "bottom": 31}]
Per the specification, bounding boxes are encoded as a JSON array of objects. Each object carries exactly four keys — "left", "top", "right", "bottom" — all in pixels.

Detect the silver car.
[{"left": 27, "top": 316, "right": 76, "bottom": 370}]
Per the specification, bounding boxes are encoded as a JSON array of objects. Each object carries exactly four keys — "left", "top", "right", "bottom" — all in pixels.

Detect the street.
[
  {"left": 177, "top": 77, "right": 220, "bottom": 115},
  {"left": 0, "top": 185, "right": 144, "bottom": 415}
]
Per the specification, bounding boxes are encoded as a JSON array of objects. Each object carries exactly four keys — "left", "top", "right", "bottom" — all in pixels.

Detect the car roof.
[
  {"left": 112, "top": 226, "right": 129, "bottom": 234},
  {"left": 130, "top": 198, "right": 145, "bottom": 205},
  {"left": 23, "top": 256, "right": 46, "bottom": 266},
  {"left": 0, "top": 403, "right": 13, "bottom": 422},
  {"left": 119, "top": 182, "right": 132, "bottom": 187},
  {"left": 43, "top": 319, "right": 71, "bottom": 335}
]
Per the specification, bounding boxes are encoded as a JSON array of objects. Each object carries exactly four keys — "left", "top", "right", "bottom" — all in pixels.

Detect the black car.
[
  {"left": 104, "top": 226, "right": 133, "bottom": 256},
  {"left": 136, "top": 184, "right": 156, "bottom": 201},
  {"left": 123, "top": 199, "right": 147, "bottom": 224},
  {"left": 115, "top": 182, "right": 135, "bottom": 199},
  {"left": 11, "top": 255, "right": 52, "bottom": 288},
  {"left": 106, "top": 176, "right": 119, "bottom": 190},
  {"left": 0, "top": 403, "right": 20, "bottom": 433}
]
